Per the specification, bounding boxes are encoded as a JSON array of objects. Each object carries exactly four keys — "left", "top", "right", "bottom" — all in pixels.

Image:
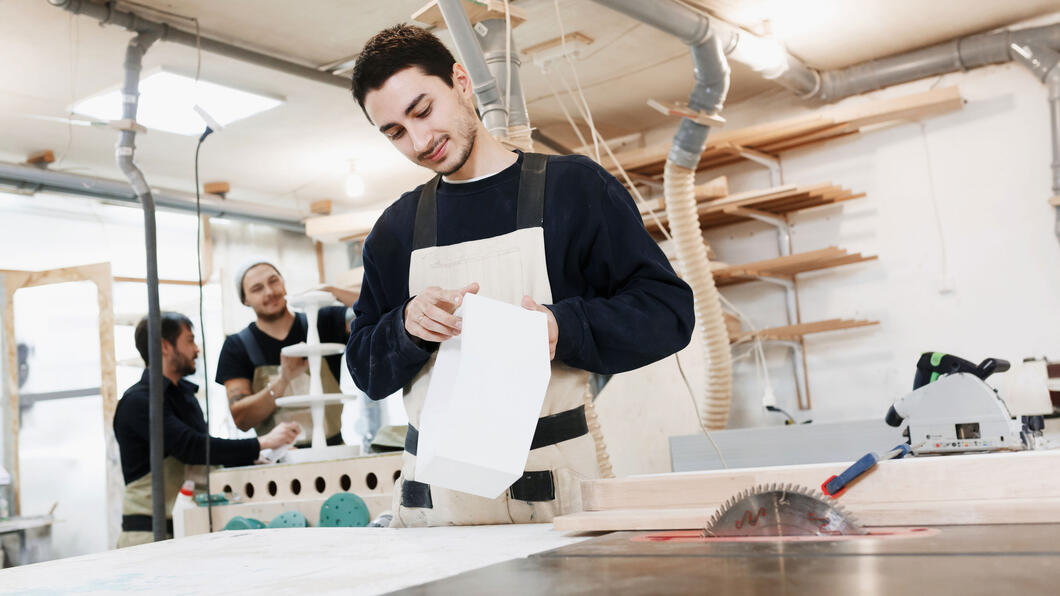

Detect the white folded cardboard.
[{"left": 415, "top": 293, "right": 552, "bottom": 499}]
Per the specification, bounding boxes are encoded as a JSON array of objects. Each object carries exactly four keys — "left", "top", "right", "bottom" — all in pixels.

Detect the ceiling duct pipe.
[
  {"left": 815, "top": 23, "right": 1060, "bottom": 101},
  {"left": 0, "top": 161, "right": 306, "bottom": 233},
  {"left": 436, "top": 0, "right": 509, "bottom": 140},
  {"left": 115, "top": 28, "right": 168, "bottom": 542},
  {"left": 1010, "top": 42, "right": 1060, "bottom": 239},
  {"left": 479, "top": 18, "right": 534, "bottom": 151},
  {"left": 591, "top": 0, "right": 734, "bottom": 429},
  {"left": 48, "top": 0, "right": 350, "bottom": 88}
]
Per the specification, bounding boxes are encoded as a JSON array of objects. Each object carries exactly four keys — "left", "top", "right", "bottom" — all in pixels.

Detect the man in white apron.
[
  {"left": 347, "top": 26, "right": 695, "bottom": 527},
  {"left": 114, "top": 313, "right": 300, "bottom": 546},
  {"left": 217, "top": 261, "right": 356, "bottom": 447}
]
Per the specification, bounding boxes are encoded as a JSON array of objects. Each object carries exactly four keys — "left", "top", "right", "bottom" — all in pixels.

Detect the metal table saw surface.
[{"left": 391, "top": 524, "right": 1060, "bottom": 595}]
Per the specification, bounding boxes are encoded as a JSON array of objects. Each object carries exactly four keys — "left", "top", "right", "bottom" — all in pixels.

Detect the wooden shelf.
[
  {"left": 607, "top": 86, "right": 964, "bottom": 177},
  {"left": 729, "top": 318, "right": 878, "bottom": 343},
  {"left": 711, "top": 246, "right": 877, "bottom": 287},
  {"left": 643, "top": 182, "right": 864, "bottom": 235}
]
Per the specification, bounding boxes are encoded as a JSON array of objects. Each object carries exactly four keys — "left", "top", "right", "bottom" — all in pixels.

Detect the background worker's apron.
[
  {"left": 116, "top": 457, "right": 205, "bottom": 547},
  {"left": 392, "top": 153, "right": 601, "bottom": 527},
  {"left": 237, "top": 313, "right": 343, "bottom": 446}
]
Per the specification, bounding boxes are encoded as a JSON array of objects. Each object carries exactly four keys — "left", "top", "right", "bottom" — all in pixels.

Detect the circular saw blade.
[{"left": 705, "top": 483, "right": 865, "bottom": 537}]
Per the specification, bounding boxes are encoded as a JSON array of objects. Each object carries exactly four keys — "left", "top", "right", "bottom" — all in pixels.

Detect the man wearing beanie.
[{"left": 215, "top": 261, "right": 358, "bottom": 446}]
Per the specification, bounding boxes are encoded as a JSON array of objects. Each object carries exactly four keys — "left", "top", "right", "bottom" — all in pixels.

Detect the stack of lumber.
[
  {"left": 607, "top": 86, "right": 964, "bottom": 178},
  {"left": 642, "top": 182, "right": 864, "bottom": 235},
  {"left": 729, "top": 318, "right": 877, "bottom": 343},
  {"left": 552, "top": 449, "right": 1060, "bottom": 531},
  {"left": 711, "top": 246, "right": 876, "bottom": 286}
]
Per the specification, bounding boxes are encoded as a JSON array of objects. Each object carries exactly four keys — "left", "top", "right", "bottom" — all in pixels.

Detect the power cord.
[{"left": 194, "top": 123, "right": 217, "bottom": 531}]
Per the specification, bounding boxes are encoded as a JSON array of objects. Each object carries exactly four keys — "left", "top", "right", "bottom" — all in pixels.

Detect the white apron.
[{"left": 392, "top": 153, "right": 602, "bottom": 527}]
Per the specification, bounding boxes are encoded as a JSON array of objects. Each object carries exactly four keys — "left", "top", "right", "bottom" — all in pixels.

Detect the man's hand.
[
  {"left": 258, "top": 421, "right": 301, "bottom": 450},
  {"left": 521, "top": 296, "right": 558, "bottom": 361},
  {"left": 404, "top": 283, "right": 479, "bottom": 343},
  {"left": 279, "top": 354, "right": 308, "bottom": 382}
]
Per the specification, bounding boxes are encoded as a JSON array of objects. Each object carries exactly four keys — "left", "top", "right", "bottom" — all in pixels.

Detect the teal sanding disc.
[
  {"left": 318, "top": 493, "right": 371, "bottom": 527},
  {"left": 268, "top": 511, "right": 309, "bottom": 528},
  {"left": 223, "top": 516, "right": 265, "bottom": 530}
]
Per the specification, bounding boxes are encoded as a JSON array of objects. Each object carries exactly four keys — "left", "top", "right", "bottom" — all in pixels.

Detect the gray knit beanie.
[{"left": 235, "top": 260, "right": 281, "bottom": 304}]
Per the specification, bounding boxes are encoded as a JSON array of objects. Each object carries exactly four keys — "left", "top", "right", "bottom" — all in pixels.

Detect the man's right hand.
[
  {"left": 404, "top": 283, "right": 479, "bottom": 343},
  {"left": 279, "top": 354, "right": 308, "bottom": 382},
  {"left": 259, "top": 421, "right": 301, "bottom": 450}
]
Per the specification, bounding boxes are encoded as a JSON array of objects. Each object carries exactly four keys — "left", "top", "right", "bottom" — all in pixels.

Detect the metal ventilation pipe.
[
  {"left": 479, "top": 18, "right": 534, "bottom": 151},
  {"left": 116, "top": 29, "right": 168, "bottom": 542},
  {"left": 1011, "top": 42, "right": 1060, "bottom": 238},
  {"left": 436, "top": 0, "right": 509, "bottom": 140},
  {"left": 592, "top": 0, "right": 735, "bottom": 429},
  {"left": 816, "top": 24, "right": 1060, "bottom": 101},
  {"left": 0, "top": 162, "right": 306, "bottom": 232},
  {"left": 591, "top": 0, "right": 819, "bottom": 99},
  {"left": 48, "top": 0, "right": 349, "bottom": 88}
]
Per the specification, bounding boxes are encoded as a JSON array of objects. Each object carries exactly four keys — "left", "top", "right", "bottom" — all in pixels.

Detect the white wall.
[{"left": 682, "top": 58, "right": 1060, "bottom": 428}]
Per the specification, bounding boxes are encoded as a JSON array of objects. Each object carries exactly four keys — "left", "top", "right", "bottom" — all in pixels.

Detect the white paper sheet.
[{"left": 415, "top": 293, "right": 552, "bottom": 498}]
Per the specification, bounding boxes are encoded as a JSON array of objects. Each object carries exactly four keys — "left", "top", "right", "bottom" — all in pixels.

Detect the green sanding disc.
[
  {"left": 223, "top": 516, "right": 265, "bottom": 530},
  {"left": 318, "top": 493, "right": 371, "bottom": 527},
  {"left": 268, "top": 511, "right": 309, "bottom": 528}
]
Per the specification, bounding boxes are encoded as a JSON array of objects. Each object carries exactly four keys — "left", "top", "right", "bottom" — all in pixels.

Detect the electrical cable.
[
  {"left": 919, "top": 122, "right": 951, "bottom": 291},
  {"left": 194, "top": 128, "right": 215, "bottom": 531},
  {"left": 675, "top": 352, "right": 728, "bottom": 468}
]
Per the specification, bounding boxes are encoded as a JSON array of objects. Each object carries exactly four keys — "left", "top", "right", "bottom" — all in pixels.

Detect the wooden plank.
[
  {"left": 731, "top": 318, "right": 878, "bottom": 342},
  {"left": 412, "top": 0, "right": 526, "bottom": 29},
  {"left": 113, "top": 276, "right": 203, "bottom": 286},
  {"left": 203, "top": 181, "right": 230, "bottom": 196},
  {"left": 310, "top": 199, "right": 332, "bottom": 215},
  {"left": 26, "top": 149, "right": 55, "bottom": 165},
  {"left": 605, "top": 87, "right": 963, "bottom": 176},
  {"left": 580, "top": 450, "right": 1060, "bottom": 512},
  {"left": 553, "top": 498, "right": 1060, "bottom": 531},
  {"left": 523, "top": 31, "right": 593, "bottom": 57}
]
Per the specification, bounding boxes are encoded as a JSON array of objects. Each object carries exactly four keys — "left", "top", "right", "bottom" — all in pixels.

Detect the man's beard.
[
  {"left": 255, "top": 301, "right": 287, "bottom": 322},
  {"left": 422, "top": 104, "right": 478, "bottom": 176},
  {"left": 175, "top": 355, "right": 196, "bottom": 378}
]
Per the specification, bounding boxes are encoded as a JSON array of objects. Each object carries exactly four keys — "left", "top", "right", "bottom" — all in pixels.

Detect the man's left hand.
[{"left": 521, "top": 296, "right": 558, "bottom": 361}]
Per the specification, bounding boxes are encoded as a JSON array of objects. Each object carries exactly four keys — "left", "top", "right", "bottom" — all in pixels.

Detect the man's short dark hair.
[
  {"left": 134, "top": 312, "right": 193, "bottom": 364},
  {"left": 351, "top": 24, "right": 457, "bottom": 118}
]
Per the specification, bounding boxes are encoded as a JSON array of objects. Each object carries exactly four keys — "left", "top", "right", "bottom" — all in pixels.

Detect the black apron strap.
[
  {"left": 122, "top": 514, "right": 174, "bottom": 534},
  {"left": 400, "top": 479, "right": 434, "bottom": 509},
  {"left": 236, "top": 327, "right": 267, "bottom": 370},
  {"left": 411, "top": 153, "right": 549, "bottom": 253},
  {"left": 413, "top": 175, "right": 442, "bottom": 251},
  {"left": 516, "top": 152, "right": 548, "bottom": 230},
  {"left": 294, "top": 311, "right": 308, "bottom": 338},
  {"left": 404, "top": 405, "right": 587, "bottom": 457},
  {"left": 509, "top": 471, "right": 555, "bottom": 502}
]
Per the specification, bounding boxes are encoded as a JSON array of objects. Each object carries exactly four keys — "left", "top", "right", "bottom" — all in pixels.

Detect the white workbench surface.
[{"left": 0, "top": 524, "right": 589, "bottom": 594}]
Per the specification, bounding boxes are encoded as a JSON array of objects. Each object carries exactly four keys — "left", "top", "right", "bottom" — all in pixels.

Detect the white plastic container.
[{"left": 171, "top": 480, "right": 195, "bottom": 539}]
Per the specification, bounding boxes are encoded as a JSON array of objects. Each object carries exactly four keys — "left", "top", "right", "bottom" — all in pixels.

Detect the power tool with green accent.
[{"left": 886, "top": 352, "right": 1025, "bottom": 455}]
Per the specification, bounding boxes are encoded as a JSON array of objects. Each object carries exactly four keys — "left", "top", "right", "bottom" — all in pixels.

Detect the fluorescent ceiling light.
[{"left": 71, "top": 70, "right": 283, "bottom": 136}]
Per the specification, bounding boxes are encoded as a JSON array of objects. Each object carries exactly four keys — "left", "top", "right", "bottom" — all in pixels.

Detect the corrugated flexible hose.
[{"left": 664, "top": 160, "right": 733, "bottom": 430}]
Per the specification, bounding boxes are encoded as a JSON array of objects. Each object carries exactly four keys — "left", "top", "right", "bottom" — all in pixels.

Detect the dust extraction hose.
[{"left": 664, "top": 160, "right": 733, "bottom": 429}]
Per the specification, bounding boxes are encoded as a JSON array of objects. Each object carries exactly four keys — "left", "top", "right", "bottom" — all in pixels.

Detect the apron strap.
[
  {"left": 411, "top": 153, "right": 550, "bottom": 251},
  {"left": 236, "top": 326, "right": 267, "bottom": 369},
  {"left": 236, "top": 312, "right": 309, "bottom": 370},
  {"left": 516, "top": 152, "right": 548, "bottom": 230},
  {"left": 404, "top": 405, "right": 587, "bottom": 457},
  {"left": 412, "top": 175, "right": 442, "bottom": 251},
  {"left": 122, "top": 514, "right": 174, "bottom": 534}
]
